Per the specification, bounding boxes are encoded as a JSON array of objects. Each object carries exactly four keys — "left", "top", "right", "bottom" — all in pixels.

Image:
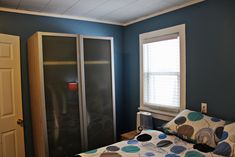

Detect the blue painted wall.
[
  {"left": 0, "top": 11, "right": 124, "bottom": 157},
  {"left": 123, "top": 0, "right": 235, "bottom": 132}
]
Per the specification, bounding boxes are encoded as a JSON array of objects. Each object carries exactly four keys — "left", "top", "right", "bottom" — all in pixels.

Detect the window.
[{"left": 140, "top": 24, "right": 186, "bottom": 116}]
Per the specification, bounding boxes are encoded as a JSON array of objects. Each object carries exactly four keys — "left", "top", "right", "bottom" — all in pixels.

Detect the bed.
[
  {"left": 78, "top": 109, "right": 235, "bottom": 157},
  {"left": 78, "top": 129, "right": 223, "bottom": 157}
]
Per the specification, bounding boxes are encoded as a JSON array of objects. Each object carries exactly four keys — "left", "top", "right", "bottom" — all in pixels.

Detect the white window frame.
[{"left": 139, "top": 24, "right": 186, "bottom": 121}]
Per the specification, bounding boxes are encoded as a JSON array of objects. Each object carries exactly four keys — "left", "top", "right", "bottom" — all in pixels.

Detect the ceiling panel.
[
  {"left": 101, "top": 0, "right": 168, "bottom": 23},
  {"left": 143, "top": 0, "right": 179, "bottom": 11},
  {"left": 0, "top": 0, "right": 20, "bottom": 8},
  {"left": 101, "top": 0, "right": 193, "bottom": 23},
  {"left": 18, "top": 0, "right": 51, "bottom": 11},
  {"left": 164, "top": 0, "right": 193, "bottom": 8},
  {"left": 42, "top": 0, "right": 79, "bottom": 14},
  {"left": 64, "top": 0, "right": 108, "bottom": 16},
  {"left": 101, "top": 11, "right": 143, "bottom": 24},
  {"left": 0, "top": 0, "right": 202, "bottom": 25},
  {"left": 84, "top": 0, "right": 137, "bottom": 19}
]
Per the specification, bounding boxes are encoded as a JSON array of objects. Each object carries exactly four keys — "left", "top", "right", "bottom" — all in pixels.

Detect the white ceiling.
[{"left": 0, "top": 0, "right": 204, "bottom": 25}]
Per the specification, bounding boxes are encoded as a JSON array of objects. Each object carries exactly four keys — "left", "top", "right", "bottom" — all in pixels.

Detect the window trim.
[{"left": 139, "top": 24, "right": 186, "bottom": 119}]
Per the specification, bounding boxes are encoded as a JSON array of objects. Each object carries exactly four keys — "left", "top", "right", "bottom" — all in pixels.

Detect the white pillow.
[
  {"left": 213, "top": 123, "right": 235, "bottom": 157},
  {"left": 163, "top": 109, "right": 225, "bottom": 148}
]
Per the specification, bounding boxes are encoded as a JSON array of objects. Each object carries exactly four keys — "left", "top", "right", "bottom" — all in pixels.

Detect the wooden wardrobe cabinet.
[{"left": 28, "top": 32, "right": 116, "bottom": 157}]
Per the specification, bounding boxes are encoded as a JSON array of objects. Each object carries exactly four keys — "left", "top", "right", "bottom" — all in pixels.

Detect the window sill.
[{"left": 138, "top": 106, "right": 179, "bottom": 121}]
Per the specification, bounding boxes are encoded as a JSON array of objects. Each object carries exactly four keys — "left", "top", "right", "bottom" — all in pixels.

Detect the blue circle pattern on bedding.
[
  {"left": 187, "top": 112, "right": 204, "bottom": 121},
  {"left": 156, "top": 140, "right": 173, "bottom": 147},
  {"left": 220, "top": 131, "right": 229, "bottom": 141},
  {"left": 213, "top": 142, "right": 231, "bottom": 156},
  {"left": 174, "top": 116, "right": 187, "bottom": 125},
  {"left": 145, "top": 152, "right": 155, "bottom": 156},
  {"left": 185, "top": 151, "right": 205, "bottom": 157},
  {"left": 213, "top": 122, "right": 235, "bottom": 157},
  {"left": 121, "top": 145, "right": 140, "bottom": 153},
  {"left": 170, "top": 145, "right": 187, "bottom": 154},
  {"left": 165, "top": 154, "right": 180, "bottom": 157},
  {"left": 106, "top": 146, "right": 120, "bottom": 152},
  {"left": 127, "top": 139, "right": 138, "bottom": 145},
  {"left": 211, "top": 117, "right": 221, "bottom": 122},
  {"left": 158, "top": 133, "right": 167, "bottom": 139},
  {"left": 163, "top": 109, "right": 226, "bottom": 148}
]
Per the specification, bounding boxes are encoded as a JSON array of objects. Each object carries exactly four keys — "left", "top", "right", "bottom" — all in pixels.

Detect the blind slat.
[{"left": 143, "top": 36, "right": 180, "bottom": 108}]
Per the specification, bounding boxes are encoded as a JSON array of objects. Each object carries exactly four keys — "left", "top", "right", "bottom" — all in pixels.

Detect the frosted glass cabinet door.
[
  {"left": 82, "top": 38, "right": 115, "bottom": 150},
  {"left": 42, "top": 36, "right": 82, "bottom": 157}
]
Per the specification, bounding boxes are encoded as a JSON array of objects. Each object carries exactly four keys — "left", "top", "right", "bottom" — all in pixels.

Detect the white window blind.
[{"left": 143, "top": 34, "right": 180, "bottom": 110}]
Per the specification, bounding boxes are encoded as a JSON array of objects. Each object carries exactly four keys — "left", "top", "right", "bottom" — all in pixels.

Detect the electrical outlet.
[{"left": 201, "top": 103, "right": 207, "bottom": 113}]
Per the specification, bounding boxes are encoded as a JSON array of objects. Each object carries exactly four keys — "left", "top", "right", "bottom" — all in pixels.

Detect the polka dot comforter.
[{"left": 79, "top": 130, "right": 224, "bottom": 157}]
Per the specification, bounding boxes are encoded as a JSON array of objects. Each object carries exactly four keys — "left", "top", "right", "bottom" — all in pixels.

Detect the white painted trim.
[
  {"left": 0, "top": 7, "right": 123, "bottom": 26},
  {"left": 0, "top": 0, "right": 205, "bottom": 26},
  {"left": 139, "top": 24, "right": 186, "bottom": 120},
  {"left": 123, "top": 0, "right": 205, "bottom": 26}
]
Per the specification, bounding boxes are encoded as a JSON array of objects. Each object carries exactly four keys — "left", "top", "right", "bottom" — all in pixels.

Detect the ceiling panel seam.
[
  {"left": 16, "top": 0, "right": 22, "bottom": 9},
  {"left": 99, "top": 0, "right": 138, "bottom": 19},
  {"left": 62, "top": 0, "right": 81, "bottom": 14},
  {"left": 40, "top": 0, "right": 52, "bottom": 12},
  {"left": 82, "top": 0, "right": 110, "bottom": 16}
]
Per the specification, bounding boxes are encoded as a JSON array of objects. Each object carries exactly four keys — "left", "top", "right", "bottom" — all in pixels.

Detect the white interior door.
[{"left": 0, "top": 33, "right": 25, "bottom": 157}]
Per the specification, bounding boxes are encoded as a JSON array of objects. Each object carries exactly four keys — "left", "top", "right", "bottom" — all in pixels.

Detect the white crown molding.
[
  {"left": 0, "top": 0, "right": 205, "bottom": 26},
  {"left": 123, "top": 0, "right": 205, "bottom": 26},
  {"left": 0, "top": 7, "right": 123, "bottom": 26}
]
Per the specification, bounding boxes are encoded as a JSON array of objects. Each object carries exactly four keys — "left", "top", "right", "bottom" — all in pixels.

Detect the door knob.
[{"left": 17, "top": 119, "right": 24, "bottom": 127}]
